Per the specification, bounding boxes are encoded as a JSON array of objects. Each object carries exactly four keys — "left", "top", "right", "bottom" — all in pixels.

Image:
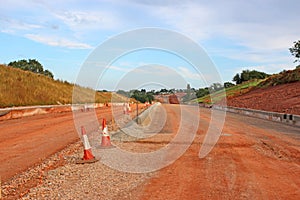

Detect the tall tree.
[
  {"left": 289, "top": 40, "right": 300, "bottom": 64},
  {"left": 233, "top": 73, "right": 241, "bottom": 84}
]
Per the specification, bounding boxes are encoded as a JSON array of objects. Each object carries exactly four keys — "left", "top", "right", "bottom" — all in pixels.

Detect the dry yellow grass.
[{"left": 0, "top": 64, "right": 114, "bottom": 107}]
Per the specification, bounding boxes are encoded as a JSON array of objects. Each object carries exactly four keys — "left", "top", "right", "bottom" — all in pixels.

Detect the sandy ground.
[{"left": 1, "top": 104, "right": 300, "bottom": 199}]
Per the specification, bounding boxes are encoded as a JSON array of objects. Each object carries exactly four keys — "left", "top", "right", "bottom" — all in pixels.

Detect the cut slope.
[
  {"left": 226, "top": 81, "right": 300, "bottom": 115},
  {"left": 197, "top": 68, "right": 300, "bottom": 115},
  {"left": 226, "top": 68, "right": 300, "bottom": 115}
]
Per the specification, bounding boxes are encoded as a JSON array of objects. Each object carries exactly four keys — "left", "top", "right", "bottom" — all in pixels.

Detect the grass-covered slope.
[
  {"left": 196, "top": 79, "right": 263, "bottom": 104},
  {"left": 0, "top": 64, "right": 113, "bottom": 107}
]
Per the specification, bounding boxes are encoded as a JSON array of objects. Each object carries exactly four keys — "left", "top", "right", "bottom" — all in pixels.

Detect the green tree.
[
  {"left": 196, "top": 88, "right": 209, "bottom": 98},
  {"left": 146, "top": 91, "right": 154, "bottom": 103},
  {"left": 43, "top": 69, "right": 54, "bottom": 79},
  {"left": 233, "top": 70, "right": 269, "bottom": 84},
  {"left": 241, "top": 70, "right": 251, "bottom": 82},
  {"left": 8, "top": 59, "right": 54, "bottom": 79},
  {"left": 233, "top": 73, "right": 242, "bottom": 84},
  {"left": 130, "top": 89, "right": 154, "bottom": 103},
  {"left": 159, "top": 88, "right": 169, "bottom": 94},
  {"left": 289, "top": 40, "right": 300, "bottom": 63},
  {"left": 28, "top": 59, "right": 43, "bottom": 73},
  {"left": 224, "top": 82, "right": 235, "bottom": 88}
]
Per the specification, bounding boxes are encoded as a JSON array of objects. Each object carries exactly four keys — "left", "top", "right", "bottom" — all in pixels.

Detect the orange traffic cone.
[
  {"left": 76, "top": 126, "right": 98, "bottom": 164},
  {"left": 99, "top": 118, "right": 115, "bottom": 148}
]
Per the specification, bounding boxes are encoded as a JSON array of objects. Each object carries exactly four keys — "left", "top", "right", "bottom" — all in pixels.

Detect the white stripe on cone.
[
  {"left": 83, "top": 134, "right": 92, "bottom": 150},
  {"left": 102, "top": 126, "right": 110, "bottom": 137}
]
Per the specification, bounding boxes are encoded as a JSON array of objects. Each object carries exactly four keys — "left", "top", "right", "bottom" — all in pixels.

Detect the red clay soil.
[
  {"left": 226, "top": 81, "right": 300, "bottom": 115},
  {"left": 1, "top": 104, "right": 299, "bottom": 199},
  {"left": 0, "top": 104, "right": 144, "bottom": 183},
  {"left": 0, "top": 107, "right": 109, "bottom": 182},
  {"left": 127, "top": 105, "right": 300, "bottom": 199}
]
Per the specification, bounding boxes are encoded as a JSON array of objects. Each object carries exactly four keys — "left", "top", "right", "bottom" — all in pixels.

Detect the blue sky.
[{"left": 0, "top": 0, "right": 299, "bottom": 91}]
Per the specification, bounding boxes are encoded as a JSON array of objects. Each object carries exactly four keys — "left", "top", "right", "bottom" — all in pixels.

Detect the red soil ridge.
[{"left": 226, "top": 81, "right": 300, "bottom": 115}]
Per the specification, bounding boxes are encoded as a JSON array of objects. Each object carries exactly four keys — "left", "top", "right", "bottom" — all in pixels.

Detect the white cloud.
[
  {"left": 1, "top": 0, "right": 299, "bottom": 86},
  {"left": 177, "top": 66, "right": 202, "bottom": 80},
  {"left": 233, "top": 64, "right": 295, "bottom": 76},
  {"left": 0, "top": 18, "right": 43, "bottom": 33},
  {"left": 52, "top": 10, "right": 121, "bottom": 31},
  {"left": 150, "top": 2, "right": 214, "bottom": 40},
  {"left": 108, "top": 65, "right": 132, "bottom": 72},
  {"left": 25, "top": 34, "right": 92, "bottom": 49},
  {"left": 149, "top": 0, "right": 300, "bottom": 62}
]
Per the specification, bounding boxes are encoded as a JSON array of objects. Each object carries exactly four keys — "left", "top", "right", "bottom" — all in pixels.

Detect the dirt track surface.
[
  {"left": 132, "top": 105, "right": 300, "bottom": 199},
  {"left": 1, "top": 104, "right": 300, "bottom": 199},
  {"left": 0, "top": 105, "right": 132, "bottom": 182},
  {"left": 227, "top": 81, "right": 300, "bottom": 115}
]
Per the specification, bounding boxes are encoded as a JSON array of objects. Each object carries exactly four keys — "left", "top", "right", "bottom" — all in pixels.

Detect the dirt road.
[
  {"left": 0, "top": 104, "right": 143, "bottom": 182},
  {"left": 1, "top": 104, "right": 300, "bottom": 199},
  {"left": 129, "top": 105, "right": 300, "bottom": 199},
  {"left": 0, "top": 107, "right": 102, "bottom": 182}
]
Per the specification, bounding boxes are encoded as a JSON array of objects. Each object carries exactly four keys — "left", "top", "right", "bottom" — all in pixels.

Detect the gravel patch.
[
  {"left": 21, "top": 160, "right": 154, "bottom": 200},
  {"left": 1, "top": 107, "right": 156, "bottom": 200},
  {"left": 1, "top": 140, "right": 82, "bottom": 199}
]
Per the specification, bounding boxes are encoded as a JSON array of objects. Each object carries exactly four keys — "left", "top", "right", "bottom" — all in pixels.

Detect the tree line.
[
  {"left": 8, "top": 59, "right": 54, "bottom": 79},
  {"left": 232, "top": 70, "right": 269, "bottom": 84},
  {"left": 116, "top": 89, "right": 155, "bottom": 103}
]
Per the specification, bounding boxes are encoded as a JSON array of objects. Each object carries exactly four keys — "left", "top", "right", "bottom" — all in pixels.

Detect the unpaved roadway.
[
  {"left": 129, "top": 105, "right": 300, "bottom": 199},
  {"left": 1, "top": 104, "right": 300, "bottom": 199},
  {"left": 0, "top": 105, "right": 133, "bottom": 182}
]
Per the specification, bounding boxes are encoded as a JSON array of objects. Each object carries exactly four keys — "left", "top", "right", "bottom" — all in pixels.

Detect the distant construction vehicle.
[{"left": 168, "top": 94, "right": 180, "bottom": 104}]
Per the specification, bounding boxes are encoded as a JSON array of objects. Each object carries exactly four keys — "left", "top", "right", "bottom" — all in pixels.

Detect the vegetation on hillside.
[
  {"left": 8, "top": 59, "right": 54, "bottom": 79},
  {"left": 232, "top": 69, "right": 270, "bottom": 84},
  {"left": 0, "top": 65, "right": 113, "bottom": 107},
  {"left": 258, "top": 68, "right": 300, "bottom": 87},
  {"left": 117, "top": 89, "right": 154, "bottom": 103},
  {"left": 196, "top": 67, "right": 299, "bottom": 105},
  {"left": 196, "top": 79, "right": 263, "bottom": 104}
]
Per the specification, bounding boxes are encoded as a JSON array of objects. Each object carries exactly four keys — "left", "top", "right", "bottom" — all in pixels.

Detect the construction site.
[{"left": 0, "top": 98, "right": 299, "bottom": 199}]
